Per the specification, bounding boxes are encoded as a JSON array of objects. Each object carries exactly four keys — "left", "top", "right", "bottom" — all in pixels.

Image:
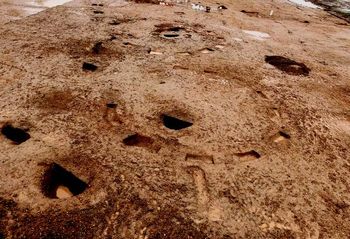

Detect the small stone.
[
  {"left": 56, "top": 185, "right": 73, "bottom": 199},
  {"left": 150, "top": 51, "right": 163, "bottom": 55}
]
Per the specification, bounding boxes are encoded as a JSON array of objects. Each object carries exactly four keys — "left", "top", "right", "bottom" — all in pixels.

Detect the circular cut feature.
[
  {"left": 265, "top": 55, "right": 310, "bottom": 76},
  {"left": 42, "top": 163, "right": 88, "bottom": 199}
]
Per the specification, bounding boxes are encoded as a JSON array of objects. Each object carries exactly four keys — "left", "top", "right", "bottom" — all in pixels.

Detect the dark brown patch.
[
  {"left": 146, "top": 208, "right": 209, "bottom": 239},
  {"left": 265, "top": 55, "right": 311, "bottom": 76},
  {"left": 0, "top": 197, "right": 17, "bottom": 238},
  {"left": 34, "top": 89, "right": 75, "bottom": 112},
  {"left": 91, "top": 42, "right": 103, "bottom": 54},
  {"left": 10, "top": 204, "right": 111, "bottom": 239}
]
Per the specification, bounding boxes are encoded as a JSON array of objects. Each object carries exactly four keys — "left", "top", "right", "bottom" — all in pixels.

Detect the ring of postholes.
[
  {"left": 0, "top": 55, "right": 301, "bottom": 200},
  {"left": 1, "top": 104, "right": 292, "bottom": 199}
]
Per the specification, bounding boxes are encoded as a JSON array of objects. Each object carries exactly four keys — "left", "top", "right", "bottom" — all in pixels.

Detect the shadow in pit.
[
  {"left": 265, "top": 55, "right": 310, "bottom": 76},
  {"left": 41, "top": 163, "right": 88, "bottom": 199},
  {"left": 1, "top": 124, "right": 30, "bottom": 145},
  {"left": 161, "top": 114, "right": 193, "bottom": 130}
]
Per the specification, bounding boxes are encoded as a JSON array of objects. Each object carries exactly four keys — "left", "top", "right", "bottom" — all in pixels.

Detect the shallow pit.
[
  {"left": 265, "top": 55, "right": 310, "bottom": 76},
  {"left": 42, "top": 163, "right": 88, "bottom": 199},
  {"left": 273, "top": 131, "right": 291, "bottom": 143},
  {"left": 93, "top": 10, "right": 104, "bottom": 14},
  {"left": 91, "top": 42, "right": 103, "bottom": 54},
  {"left": 123, "top": 133, "right": 154, "bottom": 147},
  {"left": 82, "top": 62, "right": 98, "bottom": 71},
  {"left": 1, "top": 124, "right": 30, "bottom": 144},
  {"left": 106, "top": 102, "right": 117, "bottom": 109},
  {"left": 162, "top": 32, "right": 180, "bottom": 39},
  {"left": 161, "top": 114, "right": 193, "bottom": 130}
]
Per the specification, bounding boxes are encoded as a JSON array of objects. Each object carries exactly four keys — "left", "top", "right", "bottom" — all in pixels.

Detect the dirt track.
[{"left": 0, "top": 0, "right": 350, "bottom": 238}]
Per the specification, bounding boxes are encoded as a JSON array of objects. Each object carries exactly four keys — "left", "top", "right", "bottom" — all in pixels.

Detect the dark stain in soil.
[{"left": 265, "top": 55, "right": 311, "bottom": 76}]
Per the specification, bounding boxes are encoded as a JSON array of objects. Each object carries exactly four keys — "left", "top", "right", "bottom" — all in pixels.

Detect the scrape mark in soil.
[
  {"left": 272, "top": 131, "right": 291, "bottom": 143},
  {"left": 235, "top": 150, "right": 261, "bottom": 159},
  {"left": 1, "top": 124, "right": 30, "bottom": 144},
  {"left": 241, "top": 10, "right": 261, "bottom": 17},
  {"left": 256, "top": 90, "right": 268, "bottom": 98},
  {"left": 185, "top": 153, "right": 214, "bottom": 164},
  {"left": 42, "top": 163, "right": 88, "bottom": 199},
  {"left": 265, "top": 55, "right": 310, "bottom": 76},
  {"left": 161, "top": 114, "right": 193, "bottom": 130}
]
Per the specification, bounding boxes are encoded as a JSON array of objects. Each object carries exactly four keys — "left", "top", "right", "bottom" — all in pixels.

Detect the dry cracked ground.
[{"left": 0, "top": 0, "right": 350, "bottom": 238}]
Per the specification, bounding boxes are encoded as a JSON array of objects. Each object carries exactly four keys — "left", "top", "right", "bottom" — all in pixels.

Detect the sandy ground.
[{"left": 0, "top": 0, "right": 350, "bottom": 238}]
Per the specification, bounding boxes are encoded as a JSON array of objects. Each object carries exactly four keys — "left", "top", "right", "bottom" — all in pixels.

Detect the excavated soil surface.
[{"left": 0, "top": 0, "right": 350, "bottom": 238}]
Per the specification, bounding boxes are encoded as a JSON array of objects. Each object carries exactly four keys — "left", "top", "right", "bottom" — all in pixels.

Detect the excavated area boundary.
[{"left": 0, "top": 0, "right": 350, "bottom": 238}]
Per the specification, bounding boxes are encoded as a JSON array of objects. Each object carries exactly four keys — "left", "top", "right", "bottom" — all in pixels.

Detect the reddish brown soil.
[{"left": 0, "top": 0, "right": 350, "bottom": 238}]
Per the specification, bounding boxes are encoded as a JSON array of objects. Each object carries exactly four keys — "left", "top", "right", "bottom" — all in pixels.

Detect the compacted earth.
[{"left": 0, "top": 0, "right": 350, "bottom": 238}]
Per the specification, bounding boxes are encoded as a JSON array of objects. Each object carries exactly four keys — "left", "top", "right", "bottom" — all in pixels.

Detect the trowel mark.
[
  {"left": 188, "top": 166, "right": 210, "bottom": 208},
  {"left": 243, "top": 30, "right": 270, "bottom": 41},
  {"left": 235, "top": 150, "right": 261, "bottom": 161}
]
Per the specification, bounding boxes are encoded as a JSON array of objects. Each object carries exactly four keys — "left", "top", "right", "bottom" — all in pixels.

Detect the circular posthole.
[
  {"left": 42, "top": 163, "right": 88, "bottom": 199},
  {"left": 1, "top": 124, "right": 30, "bottom": 144},
  {"left": 161, "top": 114, "right": 193, "bottom": 130}
]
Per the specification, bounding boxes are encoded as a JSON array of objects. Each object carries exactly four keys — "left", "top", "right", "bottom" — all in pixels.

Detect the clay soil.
[{"left": 0, "top": 0, "right": 350, "bottom": 238}]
